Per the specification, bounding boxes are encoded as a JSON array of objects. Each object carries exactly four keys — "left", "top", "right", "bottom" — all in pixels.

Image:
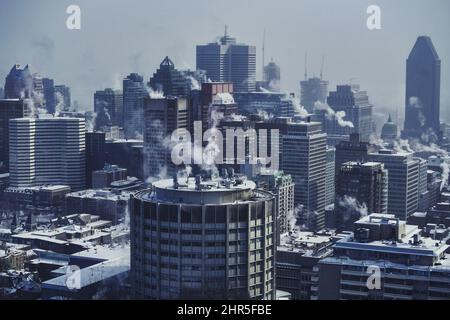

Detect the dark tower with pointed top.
[
  {"left": 402, "top": 36, "right": 441, "bottom": 142},
  {"left": 148, "top": 56, "right": 192, "bottom": 97}
]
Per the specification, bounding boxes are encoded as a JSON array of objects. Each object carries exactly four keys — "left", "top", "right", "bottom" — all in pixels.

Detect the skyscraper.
[
  {"left": 325, "top": 147, "right": 335, "bottom": 207},
  {"left": 130, "top": 176, "right": 276, "bottom": 299},
  {"left": 85, "top": 131, "right": 106, "bottom": 188},
  {"left": 123, "top": 73, "right": 148, "bottom": 139},
  {"left": 402, "top": 36, "right": 441, "bottom": 142},
  {"left": 94, "top": 88, "right": 124, "bottom": 128},
  {"left": 4, "top": 64, "right": 33, "bottom": 99},
  {"left": 9, "top": 116, "right": 86, "bottom": 191},
  {"left": 143, "top": 96, "right": 188, "bottom": 180},
  {"left": 148, "top": 56, "right": 192, "bottom": 97},
  {"left": 281, "top": 118, "right": 327, "bottom": 230},
  {"left": 335, "top": 161, "right": 388, "bottom": 230},
  {"left": 196, "top": 28, "right": 256, "bottom": 92},
  {"left": 300, "top": 77, "right": 328, "bottom": 113},
  {"left": 54, "top": 85, "right": 71, "bottom": 111},
  {"left": 0, "top": 99, "right": 30, "bottom": 173},
  {"left": 369, "top": 149, "right": 420, "bottom": 220},
  {"left": 259, "top": 59, "right": 281, "bottom": 92},
  {"left": 334, "top": 133, "right": 369, "bottom": 173},
  {"left": 319, "top": 84, "right": 374, "bottom": 143},
  {"left": 42, "top": 78, "right": 56, "bottom": 114}
]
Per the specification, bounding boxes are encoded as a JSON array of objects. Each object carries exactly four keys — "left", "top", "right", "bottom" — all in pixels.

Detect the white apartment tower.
[{"left": 9, "top": 116, "right": 85, "bottom": 191}]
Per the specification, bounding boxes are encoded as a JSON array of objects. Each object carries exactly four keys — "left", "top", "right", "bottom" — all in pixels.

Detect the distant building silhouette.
[
  {"left": 197, "top": 27, "right": 256, "bottom": 92},
  {"left": 402, "top": 36, "right": 441, "bottom": 142},
  {"left": 123, "top": 73, "right": 148, "bottom": 139}
]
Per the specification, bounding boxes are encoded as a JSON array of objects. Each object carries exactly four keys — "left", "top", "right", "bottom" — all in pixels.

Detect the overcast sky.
[{"left": 1, "top": 0, "right": 449, "bottom": 130}]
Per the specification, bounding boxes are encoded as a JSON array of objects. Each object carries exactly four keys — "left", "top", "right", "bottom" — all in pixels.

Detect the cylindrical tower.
[{"left": 130, "top": 176, "right": 276, "bottom": 300}]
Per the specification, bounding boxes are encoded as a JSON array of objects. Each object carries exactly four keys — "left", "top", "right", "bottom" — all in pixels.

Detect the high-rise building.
[
  {"left": 104, "top": 138, "right": 144, "bottom": 180},
  {"left": 9, "top": 116, "right": 86, "bottom": 191},
  {"left": 42, "top": 78, "right": 56, "bottom": 114},
  {"left": 335, "top": 133, "right": 369, "bottom": 173},
  {"left": 94, "top": 88, "right": 124, "bottom": 128},
  {"left": 369, "top": 149, "right": 420, "bottom": 220},
  {"left": 123, "top": 73, "right": 148, "bottom": 139},
  {"left": 313, "top": 214, "right": 450, "bottom": 300},
  {"left": 0, "top": 99, "right": 30, "bottom": 173},
  {"left": 325, "top": 147, "right": 335, "bottom": 207},
  {"left": 143, "top": 96, "right": 188, "bottom": 179},
  {"left": 281, "top": 118, "right": 327, "bottom": 231},
  {"left": 196, "top": 28, "right": 256, "bottom": 92},
  {"left": 259, "top": 59, "right": 281, "bottom": 92},
  {"left": 334, "top": 162, "right": 388, "bottom": 230},
  {"left": 318, "top": 85, "right": 373, "bottom": 143},
  {"left": 130, "top": 176, "right": 276, "bottom": 299},
  {"left": 300, "top": 77, "right": 329, "bottom": 113},
  {"left": 85, "top": 131, "right": 106, "bottom": 188},
  {"left": 197, "top": 82, "right": 237, "bottom": 132},
  {"left": 4, "top": 64, "right": 33, "bottom": 99},
  {"left": 54, "top": 85, "right": 71, "bottom": 111},
  {"left": 148, "top": 56, "right": 192, "bottom": 97},
  {"left": 402, "top": 36, "right": 441, "bottom": 142},
  {"left": 255, "top": 170, "right": 295, "bottom": 240}
]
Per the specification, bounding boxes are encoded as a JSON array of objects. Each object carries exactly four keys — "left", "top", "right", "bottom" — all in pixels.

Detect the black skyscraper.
[{"left": 403, "top": 36, "right": 441, "bottom": 142}]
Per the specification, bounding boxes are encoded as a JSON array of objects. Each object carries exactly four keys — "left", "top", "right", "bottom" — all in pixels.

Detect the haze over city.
[{"left": 1, "top": 0, "right": 450, "bottom": 131}]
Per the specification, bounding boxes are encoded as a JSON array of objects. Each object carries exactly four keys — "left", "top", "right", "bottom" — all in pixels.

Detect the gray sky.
[{"left": 1, "top": 0, "right": 449, "bottom": 130}]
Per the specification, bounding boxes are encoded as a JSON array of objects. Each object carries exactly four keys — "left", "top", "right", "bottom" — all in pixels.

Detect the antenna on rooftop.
[
  {"left": 304, "top": 52, "right": 308, "bottom": 80},
  {"left": 320, "top": 55, "right": 325, "bottom": 80},
  {"left": 262, "top": 28, "right": 266, "bottom": 80}
]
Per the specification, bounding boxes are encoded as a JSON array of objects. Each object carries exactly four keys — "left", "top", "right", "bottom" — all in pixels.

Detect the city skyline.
[{"left": 1, "top": 0, "right": 450, "bottom": 132}]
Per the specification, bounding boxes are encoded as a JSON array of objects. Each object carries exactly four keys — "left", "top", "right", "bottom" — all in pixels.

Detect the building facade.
[
  {"left": 196, "top": 29, "right": 256, "bottom": 92},
  {"left": 9, "top": 116, "right": 86, "bottom": 191},
  {"left": 130, "top": 176, "right": 276, "bottom": 299}
]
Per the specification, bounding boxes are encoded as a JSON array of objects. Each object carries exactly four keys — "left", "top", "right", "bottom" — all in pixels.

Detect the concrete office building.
[
  {"left": 276, "top": 230, "right": 336, "bottom": 300},
  {"left": 130, "top": 175, "right": 276, "bottom": 300},
  {"left": 325, "top": 147, "right": 335, "bottom": 207},
  {"left": 313, "top": 214, "right": 450, "bottom": 300},
  {"left": 105, "top": 138, "right": 144, "bottom": 180},
  {"left": 0, "top": 99, "right": 30, "bottom": 173},
  {"left": 403, "top": 36, "right": 441, "bottom": 142},
  {"left": 281, "top": 119, "right": 327, "bottom": 231},
  {"left": 123, "top": 73, "right": 148, "bottom": 139},
  {"left": 92, "top": 164, "right": 127, "bottom": 189},
  {"left": 9, "top": 116, "right": 86, "bottom": 191},
  {"left": 234, "top": 91, "right": 296, "bottom": 118},
  {"left": 335, "top": 133, "right": 369, "bottom": 174},
  {"left": 318, "top": 85, "right": 373, "bottom": 143},
  {"left": 258, "top": 59, "right": 281, "bottom": 92},
  {"left": 300, "top": 77, "right": 329, "bottom": 113},
  {"left": 54, "top": 85, "right": 71, "bottom": 111},
  {"left": 143, "top": 96, "right": 188, "bottom": 179},
  {"left": 334, "top": 162, "right": 388, "bottom": 231},
  {"left": 196, "top": 28, "right": 256, "bottom": 92},
  {"left": 42, "top": 78, "right": 56, "bottom": 114},
  {"left": 255, "top": 170, "right": 295, "bottom": 239},
  {"left": 369, "top": 150, "right": 420, "bottom": 220},
  {"left": 65, "top": 189, "right": 129, "bottom": 225},
  {"left": 94, "top": 88, "right": 123, "bottom": 128},
  {"left": 85, "top": 131, "right": 106, "bottom": 188}
]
